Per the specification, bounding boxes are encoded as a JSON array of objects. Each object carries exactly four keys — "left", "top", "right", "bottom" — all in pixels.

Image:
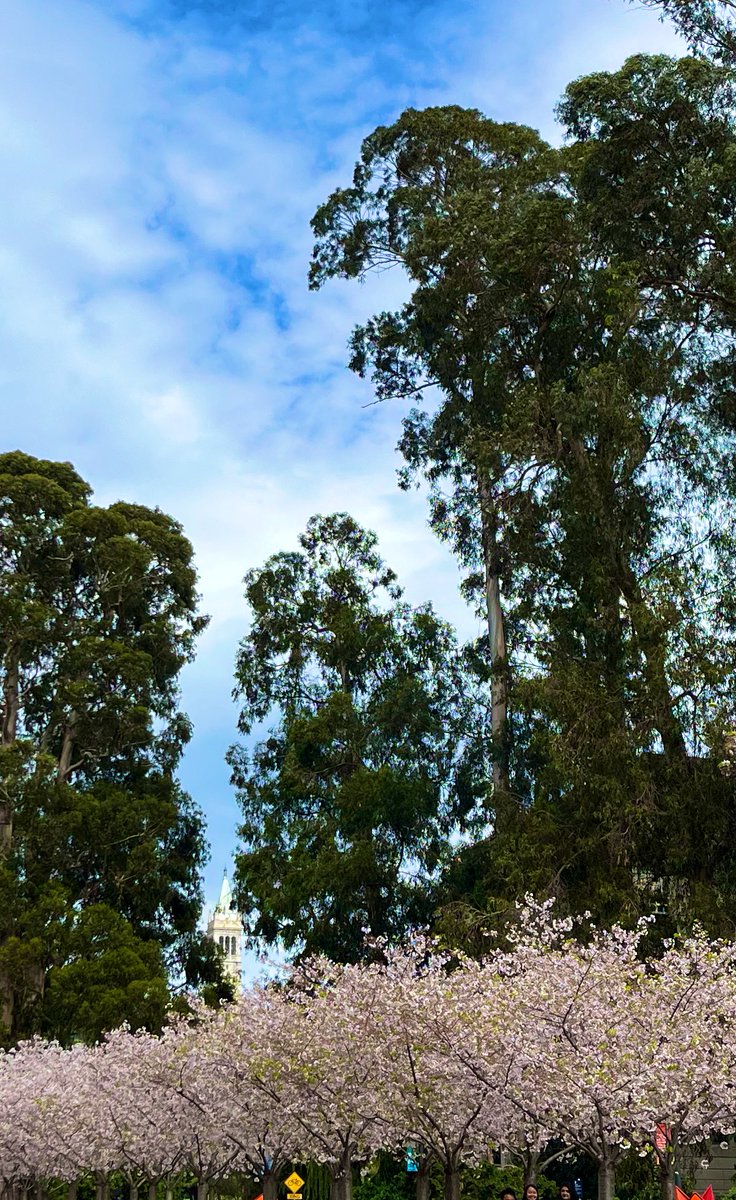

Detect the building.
[{"left": 206, "top": 870, "right": 243, "bottom": 990}]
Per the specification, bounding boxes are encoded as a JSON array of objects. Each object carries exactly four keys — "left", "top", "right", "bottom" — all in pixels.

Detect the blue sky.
[{"left": 0, "top": 0, "right": 681, "bottom": 916}]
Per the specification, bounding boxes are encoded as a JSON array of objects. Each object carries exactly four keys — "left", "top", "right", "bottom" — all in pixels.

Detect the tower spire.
[
  {"left": 217, "top": 868, "right": 233, "bottom": 912},
  {"left": 206, "top": 868, "right": 243, "bottom": 992}
]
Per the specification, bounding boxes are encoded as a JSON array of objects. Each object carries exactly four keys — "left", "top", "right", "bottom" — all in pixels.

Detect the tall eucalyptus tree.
[{"left": 310, "top": 91, "right": 736, "bottom": 932}]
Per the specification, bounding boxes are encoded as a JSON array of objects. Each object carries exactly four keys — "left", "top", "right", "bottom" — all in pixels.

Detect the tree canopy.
[
  {"left": 310, "top": 76, "right": 736, "bottom": 936},
  {"left": 4, "top": 907, "right": 736, "bottom": 1200},
  {"left": 229, "top": 513, "right": 489, "bottom": 960},
  {"left": 0, "top": 451, "right": 221, "bottom": 1044}
]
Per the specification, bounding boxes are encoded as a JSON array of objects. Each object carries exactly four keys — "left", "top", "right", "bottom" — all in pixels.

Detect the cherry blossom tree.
[
  {"left": 168, "top": 991, "right": 304, "bottom": 1200},
  {"left": 369, "top": 944, "right": 509, "bottom": 1200},
  {"left": 625, "top": 931, "right": 736, "bottom": 1200},
  {"left": 245, "top": 959, "right": 392, "bottom": 1200},
  {"left": 3, "top": 908, "right": 736, "bottom": 1200}
]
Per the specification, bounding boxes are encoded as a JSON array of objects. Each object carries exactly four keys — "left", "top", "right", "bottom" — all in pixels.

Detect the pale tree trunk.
[
  {"left": 263, "top": 1172, "right": 278, "bottom": 1200},
  {"left": 148, "top": 1182, "right": 157, "bottom": 1200},
  {"left": 130, "top": 1185, "right": 138, "bottom": 1200},
  {"left": 197, "top": 1182, "right": 208, "bottom": 1200},
  {"left": 597, "top": 1158, "right": 616, "bottom": 1200},
  {"left": 165, "top": 1186, "right": 173, "bottom": 1200},
  {"left": 476, "top": 468, "right": 509, "bottom": 796},
  {"left": 67, "top": 1183, "right": 78, "bottom": 1200},
  {"left": 1, "top": 645, "right": 19, "bottom": 745},
  {"left": 0, "top": 644, "right": 19, "bottom": 856},
  {"left": 57, "top": 711, "right": 78, "bottom": 782},
  {"left": 1, "top": 645, "right": 34, "bottom": 1034}
]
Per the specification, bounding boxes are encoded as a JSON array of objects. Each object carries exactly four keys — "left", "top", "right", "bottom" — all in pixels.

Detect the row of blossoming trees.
[{"left": 3, "top": 906, "right": 736, "bottom": 1200}]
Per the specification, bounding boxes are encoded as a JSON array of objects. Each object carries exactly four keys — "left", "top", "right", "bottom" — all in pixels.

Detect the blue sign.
[{"left": 406, "top": 1147, "right": 419, "bottom": 1173}]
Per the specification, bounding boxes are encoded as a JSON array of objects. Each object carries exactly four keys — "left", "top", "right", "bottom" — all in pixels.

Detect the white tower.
[{"left": 206, "top": 871, "right": 243, "bottom": 991}]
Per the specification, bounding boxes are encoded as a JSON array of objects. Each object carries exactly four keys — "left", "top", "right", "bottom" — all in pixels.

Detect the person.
[
  {"left": 500, "top": 1190, "right": 517, "bottom": 1200},
  {"left": 523, "top": 1186, "right": 538, "bottom": 1200},
  {"left": 558, "top": 1186, "right": 573, "bottom": 1200}
]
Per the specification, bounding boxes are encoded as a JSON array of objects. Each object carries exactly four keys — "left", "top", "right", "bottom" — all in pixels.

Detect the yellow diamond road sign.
[{"left": 285, "top": 1173, "right": 305, "bottom": 1194}]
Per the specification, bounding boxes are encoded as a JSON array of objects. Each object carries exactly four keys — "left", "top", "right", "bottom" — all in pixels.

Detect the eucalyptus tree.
[
  {"left": 0, "top": 451, "right": 214, "bottom": 1042},
  {"left": 310, "top": 108, "right": 572, "bottom": 798},
  {"left": 310, "top": 91, "right": 736, "bottom": 932},
  {"left": 310, "top": 108, "right": 678, "bottom": 918},
  {"left": 230, "top": 512, "right": 488, "bottom": 960}
]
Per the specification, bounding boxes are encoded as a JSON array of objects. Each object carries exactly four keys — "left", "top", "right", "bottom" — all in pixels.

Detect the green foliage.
[
  {"left": 457, "top": 1163, "right": 525, "bottom": 1200},
  {"left": 609, "top": 1157, "right": 659, "bottom": 1200},
  {"left": 353, "top": 1156, "right": 415, "bottom": 1200},
  {"left": 305, "top": 1160, "right": 333, "bottom": 1200},
  {"left": 230, "top": 513, "right": 489, "bottom": 960},
  {"left": 0, "top": 452, "right": 215, "bottom": 1043},
  {"left": 41, "top": 905, "right": 170, "bottom": 1044}
]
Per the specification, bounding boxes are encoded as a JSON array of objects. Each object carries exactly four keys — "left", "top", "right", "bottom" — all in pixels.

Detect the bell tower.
[{"left": 206, "top": 870, "right": 243, "bottom": 991}]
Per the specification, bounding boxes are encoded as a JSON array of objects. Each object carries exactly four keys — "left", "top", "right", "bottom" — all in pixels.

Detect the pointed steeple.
[{"left": 217, "top": 869, "right": 233, "bottom": 913}]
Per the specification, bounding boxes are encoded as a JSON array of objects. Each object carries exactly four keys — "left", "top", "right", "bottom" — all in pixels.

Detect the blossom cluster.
[{"left": 3, "top": 910, "right": 736, "bottom": 1200}]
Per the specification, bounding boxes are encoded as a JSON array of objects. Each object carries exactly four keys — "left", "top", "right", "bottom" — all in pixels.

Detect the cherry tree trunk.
[
  {"left": 263, "top": 1173, "right": 278, "bottom": 1200},
  {"left": 597, "top": 1159, "right": 616, "bottom": 1200},
  {"left": 416, "top": 1163, "right": 431, "bottom": 1200},
  {"left": 523, "top": 1152, "right": 539, "bottom": 1190},
  {"left": 148, "top": 1184, "right": 156, "bottom": 1200},
  {"left": 197, "top": 1183, "right": 209, "bottom": 1200},
  {"left": 330, "top": 1158, "right": 352, "bottom": 1200},
  {"left": 444, "top": 1164, "right": 461, "bottom": 1200},
  {"left": 67, "top": 1183, "right": 78, "bottom": 1200},
  {"left": 130, "top": 1186, "right": 138, "bottom": 1200},
  {"left": 659, "top": 1159, "right": 676, "bottom": 1200}
]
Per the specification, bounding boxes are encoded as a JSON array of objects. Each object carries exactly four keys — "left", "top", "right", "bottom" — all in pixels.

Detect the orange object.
[{"left": 675, "top": 1187, "right": 714, "bottom": 1200}]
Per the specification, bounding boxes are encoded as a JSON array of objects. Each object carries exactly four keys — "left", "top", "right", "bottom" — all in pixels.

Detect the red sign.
[{"left": 655, "top": 1123, "right": 671, "bottom": 1153}]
